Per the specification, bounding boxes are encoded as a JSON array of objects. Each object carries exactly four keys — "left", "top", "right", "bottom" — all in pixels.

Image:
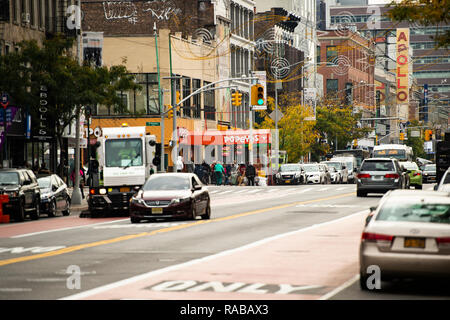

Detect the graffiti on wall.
[{"left": 102, "top": 0, "right": 181, "bottom": 25}]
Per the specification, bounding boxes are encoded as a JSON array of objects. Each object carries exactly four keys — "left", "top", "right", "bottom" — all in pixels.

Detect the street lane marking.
[
  {"left": 318, "top": 275, "right": 359, "bottom": 300},
  {"left": 0, "top": 192, "right": 356, "bottom": 268},
  {"left": 61, "top": 208, "right": 367, "bottom": 300},
  {"left": 11, "top": 218, "right": 130, "bottom": 239}
]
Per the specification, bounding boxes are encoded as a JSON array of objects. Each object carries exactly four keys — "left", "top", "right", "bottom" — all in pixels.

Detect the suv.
[
  {"left": 356, "top": 158, "right": 406, "bottom": 197},
  {"left": 422, "top": 163, "right": 436, "bottom": 183},
  {"left": 0, "top": 168, "right": 41, "bottom": 221},
  {"left": 275, "top": 164, "right": 305, "bottom": 185}
]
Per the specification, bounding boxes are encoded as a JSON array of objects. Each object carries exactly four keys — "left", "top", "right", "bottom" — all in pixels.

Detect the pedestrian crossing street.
[{"left": 206, "top": 184, "right": 436, "bottom": 197}]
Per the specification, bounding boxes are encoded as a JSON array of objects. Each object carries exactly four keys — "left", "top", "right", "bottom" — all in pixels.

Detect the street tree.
[
  {"left": 386, "top": 0, "right": 450, "bottom": 48},
  {"left": 0, "top": 35, "right": 139, "bottom": 175},
  {"left": 313, "top": 96, "right": 371, "bottom": 159}
]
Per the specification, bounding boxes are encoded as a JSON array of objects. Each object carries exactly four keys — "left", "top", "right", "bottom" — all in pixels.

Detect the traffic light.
[
  {"left": 375, "top": 135, "right": 378, "bottom": 145},
  {"left": 176, "top": 91, "right": 181, "bottom": 105},
  {"left": 176, "top": 105, "right": 181, "bottom": 116},
  {"left": 425, "top": 129, "right": 432, "bottom": 141},
  {"left": 231, "top": 91, "right": 241, "bottom": 106},
  {"left": 251, "top": 84, "right": 265, "bottom": 106},
  {"left": 166, "top": 104, "right": 173, "bottom": 119},
  {"left": 399, "top": 132, "right": 405, "bottom": 141}
]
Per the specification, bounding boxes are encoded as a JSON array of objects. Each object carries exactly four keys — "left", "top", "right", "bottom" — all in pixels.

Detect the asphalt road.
[{"left": 0, "top": 183, "right": 448, "bottom": 300}]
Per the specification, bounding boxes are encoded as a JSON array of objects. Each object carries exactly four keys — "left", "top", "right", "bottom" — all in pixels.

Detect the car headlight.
[
  {"left": 276, "top": 173, "right": 281, "bottom": 178},
  {"left": 130, "top": 197, "right": 145, "bottom": 205},
  {"left": 99, "top": 188, "right": 107, "bottom": 195},
  {"left": 171, "top": 197, "right": 191, "bottom": 205}
]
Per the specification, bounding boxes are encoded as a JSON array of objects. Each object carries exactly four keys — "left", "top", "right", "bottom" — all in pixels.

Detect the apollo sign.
[{"left": 396, "top": 28, "right": 409, "bottom": 105}]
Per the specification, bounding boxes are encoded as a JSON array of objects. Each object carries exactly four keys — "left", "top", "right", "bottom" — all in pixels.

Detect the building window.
[
  {"left": 326, "top": 79, "right": 339, "bottom": 95},
  {"left": 192, "top": 79, "right": 201, "bottom": 119},
  {"left": 326, "top": 46, "right": 338, "bottom": 65},
  {"left": 317, "top": 45, "right": 321, "bottom": 64},
  {"left": 29, "top": 0, "right": 34, "bottom": 25},
  {"left": 182, "top": 77, "right": 191, "bottom": 118},
  {"left": 204, "top": 81, "right": 215, "bottom": 121}
]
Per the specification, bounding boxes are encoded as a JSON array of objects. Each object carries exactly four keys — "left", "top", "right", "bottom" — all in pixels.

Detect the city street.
[{"left": 0, "top": 183, "right": 447, "bottom": 300}]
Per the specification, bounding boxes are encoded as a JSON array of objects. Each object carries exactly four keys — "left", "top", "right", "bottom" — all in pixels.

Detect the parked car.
[
  {"left": 435, "top": 167, "right": 450, "bottom": 192},
  {"left": 328, "top": 166, "right": 341, "bottom": 184},
  {"left": 129, "top": 173, "right": 211, "bottom": 223},
  {"left": 0, "top": 168, "right": 41, "bottom": 221},
  {"left": 302, "top": 163, "right": 327, "bottom": 184},
  {"left": 321, "top": 160, "right": 348, "bottom": 183},
  {"left": 422, "top": 164, "right": 437, "bottom": 183},
  {"left": 400, "top": 161, "right": 422, "bottom": 190},
  {"left": 37, "top": 174, "right": 71, "bottom": 217},
  {"left": 331, "top": 156, "right": 358, "bottom": 183},
  {"left": 275, "top": 164, "right": 305, "bottom": 185},
  {"left": 356, "top": 158, "right": 407, "bottom": 197},
  {"left": 360, "top": 190, "right": 450, "bottom": 290},
  {"left": 318, "top": 163, "right": 332, "bottom": 184}
]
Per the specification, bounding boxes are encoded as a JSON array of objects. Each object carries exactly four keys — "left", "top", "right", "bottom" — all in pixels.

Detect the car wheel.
[
  {"left": 16, "top": 199, "right": 25, "bottom": 222},
  {"left": 416, "top": 185, "right": 422, "bottom": 190},
  {"left": 357, "top": 190, "right": 366, "bottom": 197},
  {"left": 48, "top": 200, "right": 56, "bottom": 217},
  {"left": 30, "top": 199, "right": 40, "bottom": 220},
  {"left": 62, "top": 199, "right": 70, "bottom": 216},
  {"left": 201, "top": 202, "right": 211, "bottom": 220},
  {"left": 130, "top": 217, "right": 140, "bottom": 223}
]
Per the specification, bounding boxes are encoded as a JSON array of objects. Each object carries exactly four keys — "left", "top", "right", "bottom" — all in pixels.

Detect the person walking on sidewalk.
[
  {"left": 70, "top": 167, "right": 86, "bottom": 199},
  {"left": 176, "top": 156, "right": 184, "bottom": 173},
  {"left": 214, "top": 161, "right": 225, "bottom": 186},
  {"left": 246, "top": 163, "right": 256, "bottom": 186}
]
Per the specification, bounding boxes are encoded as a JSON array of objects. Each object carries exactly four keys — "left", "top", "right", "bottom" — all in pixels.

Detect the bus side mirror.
[{"left": 149, "top": 140, "right": 156, "bottom": 147}]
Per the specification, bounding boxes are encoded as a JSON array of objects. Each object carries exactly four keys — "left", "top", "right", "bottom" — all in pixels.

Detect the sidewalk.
[{"left": 68, "top": 187, "right": 89, "bottom": 213}]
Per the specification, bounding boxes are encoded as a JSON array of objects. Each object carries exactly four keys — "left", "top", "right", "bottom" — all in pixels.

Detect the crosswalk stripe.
[{"left": 318, "top": 187, "right": 329, "bottom": 191}]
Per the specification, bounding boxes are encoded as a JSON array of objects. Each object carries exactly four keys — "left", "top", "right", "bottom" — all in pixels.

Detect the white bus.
[{"left": 372, "top": 144, "right": 413, "bottom": 161}]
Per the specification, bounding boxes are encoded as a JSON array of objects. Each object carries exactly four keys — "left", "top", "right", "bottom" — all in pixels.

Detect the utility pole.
[
  {"left": 154, "top": 23, "right": 165, "bottom": 172},
  {"left": 71, "top": 1, "right": 83, "bottom": 205}
]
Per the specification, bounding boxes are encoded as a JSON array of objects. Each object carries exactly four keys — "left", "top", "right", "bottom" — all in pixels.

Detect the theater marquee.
[{"left": 396, "top": 28, "right": 410, "bottom": 105}]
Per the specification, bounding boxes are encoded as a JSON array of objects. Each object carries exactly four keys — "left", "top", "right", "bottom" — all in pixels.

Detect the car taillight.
[
  {"left": 362, "top": 232, "right": 394, "bottom": 242},
  {"left": 90, "top": 189, "right": 96, "bottom": 195},
  {"left": 436, "top": 237, "right": 450, "bottom": 247},
  {"left": 413, "top": 172, "right": 421, "bottom": 176},
  {"left": 384, "top": 173, "right": 399, "bottom": 179},
  {"left": 358, "top": 173, "right": 371, "bottom": 179}
]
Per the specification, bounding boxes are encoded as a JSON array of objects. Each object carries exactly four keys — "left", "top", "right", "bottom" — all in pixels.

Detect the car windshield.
[
  {"left": 400, "top": 162, "right": 419, "bottom": 170},
  {"left": 280, "top": 165, "right": 301, "bottom": 172},
  {"left": 361, "top": 161, "right": 394, "bottom": 171},
  {"left": 143, "top": 176, "right": 191, "bottom": 191},
  {"left": 376, "top": 201, "right": 450, "bottom": 224},
  {"left": 37, "top": 177, "right": 52, "bottom": 188},
  {"left": 0, "top": 172, "right": 19, "bottom": 185},
  {"left": 302, "top": 165, "right": 319, "bottom": 172},
  {"left": 424, "top": 164, "right": 436, "bottom": 171},
  {"left": 324, "top": 162, "right": 342, "bottom": 170},
  {"left": 105, "top": 138, "right": 143, "bottom": 168}
]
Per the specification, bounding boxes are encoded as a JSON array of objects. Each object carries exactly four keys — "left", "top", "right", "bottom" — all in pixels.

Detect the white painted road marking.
[
  {"left": 0, "top": 246, "right": 66, "bottom": 254},
  {"left": 61, "top": 209, "right": 368, "bottom": 300}
]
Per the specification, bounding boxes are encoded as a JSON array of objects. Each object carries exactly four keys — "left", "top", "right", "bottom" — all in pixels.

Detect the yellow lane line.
[{"left": 0, "top": 192, "right": 355, "bottom": 267}]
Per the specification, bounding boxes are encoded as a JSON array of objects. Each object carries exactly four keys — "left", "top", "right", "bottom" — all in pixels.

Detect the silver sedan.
[{"left": 359, "top": 190, "right": 450, "bottom": 290}]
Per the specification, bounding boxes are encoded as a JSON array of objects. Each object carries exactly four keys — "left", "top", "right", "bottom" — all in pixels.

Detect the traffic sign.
[{"left": 146, "top": 122, "right": 160, "bottom": 126}]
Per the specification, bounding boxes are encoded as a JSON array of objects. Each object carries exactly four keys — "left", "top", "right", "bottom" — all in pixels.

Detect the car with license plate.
[
  {"left": 302, "top": 163, "right": 327, "bottom": 184},
  {"left": 359, "top": 190, "right": 450, "bottom": 290},
  {"left": 422, "top": 164, "right": 436, "bottom": 183},
  {"left": 356, "top": 158, "right": 406, "bottom": 197},
  {"left": 400, "top": 161, "right": 422, "bottom": 190},
  {"left": 37, "top": 174, "right": 71, "bottom": 217},
  {"left": 321, "top": 160, "right": 348, "bottom": 183},
  {"left": 0, "top": 168, "right": 41, "bottom": 221},
  {"left": 129, "top": 173, "right": 211, "bottom": 223},
  {"left": 275, "top": 164, "right": 305, "bottom": 185}
]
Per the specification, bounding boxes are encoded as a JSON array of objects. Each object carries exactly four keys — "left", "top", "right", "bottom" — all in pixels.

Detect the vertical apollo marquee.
[{"left": 396, "top": 28, "right": 410, "bottom": 105}]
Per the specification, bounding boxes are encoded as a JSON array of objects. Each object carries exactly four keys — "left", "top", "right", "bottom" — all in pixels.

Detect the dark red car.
[{"left": 129, "top": 173, "right": 211, "bottom": 223}]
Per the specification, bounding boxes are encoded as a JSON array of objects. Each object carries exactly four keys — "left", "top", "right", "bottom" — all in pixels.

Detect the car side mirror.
[{"left": 365, "top": 213, "right": 374, "bottom": 226}]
